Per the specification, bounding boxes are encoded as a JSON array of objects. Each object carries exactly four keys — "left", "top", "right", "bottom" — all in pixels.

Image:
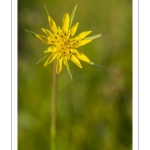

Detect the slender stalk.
[{"left": 50, "top": 60, "right": 57, "bottom": 150}]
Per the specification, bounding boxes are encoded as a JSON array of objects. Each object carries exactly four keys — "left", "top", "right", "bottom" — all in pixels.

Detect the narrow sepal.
[
  {"left": 70, "top": 4, "right": 77, "bottom": 28},
  {"left": 37, "top": 54, "right": 50, "bottom": 64},
  {"left": 85, "top": 32, "right": 106, "bottom": 40},
  {"left": 90, "top": 62, "right": 104, "bottom": 69},
  {"left": 64, "top": 61, "right": 73, "bottom": 80},
  {"left": 44, "top": 4, "right": 50, "bottom": 16},
  {"left": 25, "top": 29, "right": 37, "bottom": 38},
  {"left": 25, "top": 29, "right": 49, "bottom": 44}
]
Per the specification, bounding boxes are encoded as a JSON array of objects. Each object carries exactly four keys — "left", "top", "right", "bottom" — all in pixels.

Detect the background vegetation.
[{"left": 18, "top": 0, "right": 132, "bottom": 150}]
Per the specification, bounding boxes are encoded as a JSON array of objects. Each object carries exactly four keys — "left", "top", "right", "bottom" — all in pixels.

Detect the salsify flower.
[{"left": 26, "top": 4, "right": 104, "bottom": 79}]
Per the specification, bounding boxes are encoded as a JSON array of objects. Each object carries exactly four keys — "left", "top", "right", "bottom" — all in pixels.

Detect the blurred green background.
[{"left": 18, "top": 0, "right": 132, "bottom": 150}]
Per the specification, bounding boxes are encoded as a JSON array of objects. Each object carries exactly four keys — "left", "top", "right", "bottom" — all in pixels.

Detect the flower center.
[{"left": 52, "top": 32, "right": 79, "bottom": 56}]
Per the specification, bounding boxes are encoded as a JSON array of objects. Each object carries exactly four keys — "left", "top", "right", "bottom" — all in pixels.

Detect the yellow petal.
[
  {"left": 62, "top": 13, "right": 70, "bottom": 33},
  {"left": 76, "top": 53, "right": 90, "bottom": 63},
  {"left": 57, "top": 26, "right": 62, "bottom": 33},
  {"left": 44, "top": 52, "right": 58, "bottom": 66},
  {"left": 35, "top": 34, "right": 51, "bottom": 44},
  {"left": 56, "top": 56, "right": 63, "bottom": 74},
  {"left": 44, "top": 46, "right": 57, "bottom": 53},
  {"left": 42, "top": 28, "right": 54, "bottom": 37},
  {"left": 78, "top": 39, "right": 91, "bottom": 47},
  {"left": 48, "top": 16, "right": 57, "bottom": 33},
  {"left": 70, "top": 49, "right": 78, "bottom": 53},
  {"left": 70, "top": 22, "right": 79, "bottom": 37},
  {"left": 78, "top": 31, "right": 92, "bottom": 39},
  {"left": 71, "top": 36, "right": 80, "bottom": 42},
  {"left": 70, "top": 55, "right": 82, "bottom": 68}
]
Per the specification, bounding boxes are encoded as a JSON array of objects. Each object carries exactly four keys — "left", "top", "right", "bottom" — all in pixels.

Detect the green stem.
[{"left": 50, "top": 60, "right": 57, "bottom": 150}]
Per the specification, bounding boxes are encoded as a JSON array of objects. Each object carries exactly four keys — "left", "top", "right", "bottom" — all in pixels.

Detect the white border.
[
  {"left": 139, "top": 0, "right": 150, "bottom": 150},
  {"left": 0, "top": 0, "right": 13, "bottom": 150},
  {"left": 12, "top": 0, "right": 17, "bottom": 150}
]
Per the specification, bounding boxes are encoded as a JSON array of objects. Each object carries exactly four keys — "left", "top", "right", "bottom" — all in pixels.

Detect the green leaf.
[
  {"left": 70, "top": 4, "right": 77, "bottom": 28},
  {"left": 85, "top": 32, "right": 106, "bottom": 40},
  {"left": 90, "top": 62, "right": 104, "bottom": 69}
]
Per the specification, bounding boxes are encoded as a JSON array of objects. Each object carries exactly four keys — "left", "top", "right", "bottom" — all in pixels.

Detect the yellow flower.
[{"left": 26, "top": 5, "right": 104, "bottom": 79}]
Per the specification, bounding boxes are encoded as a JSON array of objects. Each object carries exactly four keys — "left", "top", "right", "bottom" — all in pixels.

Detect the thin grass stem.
[{"left": 50, "top": 60, "right": 57, "bottom": 150}]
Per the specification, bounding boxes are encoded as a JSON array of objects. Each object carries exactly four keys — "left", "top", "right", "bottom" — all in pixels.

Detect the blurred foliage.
[{"left": 18, "top": 0, "right": 132, "bottom": 150}]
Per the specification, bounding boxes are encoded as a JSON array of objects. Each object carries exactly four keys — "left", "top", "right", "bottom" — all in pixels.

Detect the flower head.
[{"left": 26, "top": 4, "right": 104, "bottom": 79}]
